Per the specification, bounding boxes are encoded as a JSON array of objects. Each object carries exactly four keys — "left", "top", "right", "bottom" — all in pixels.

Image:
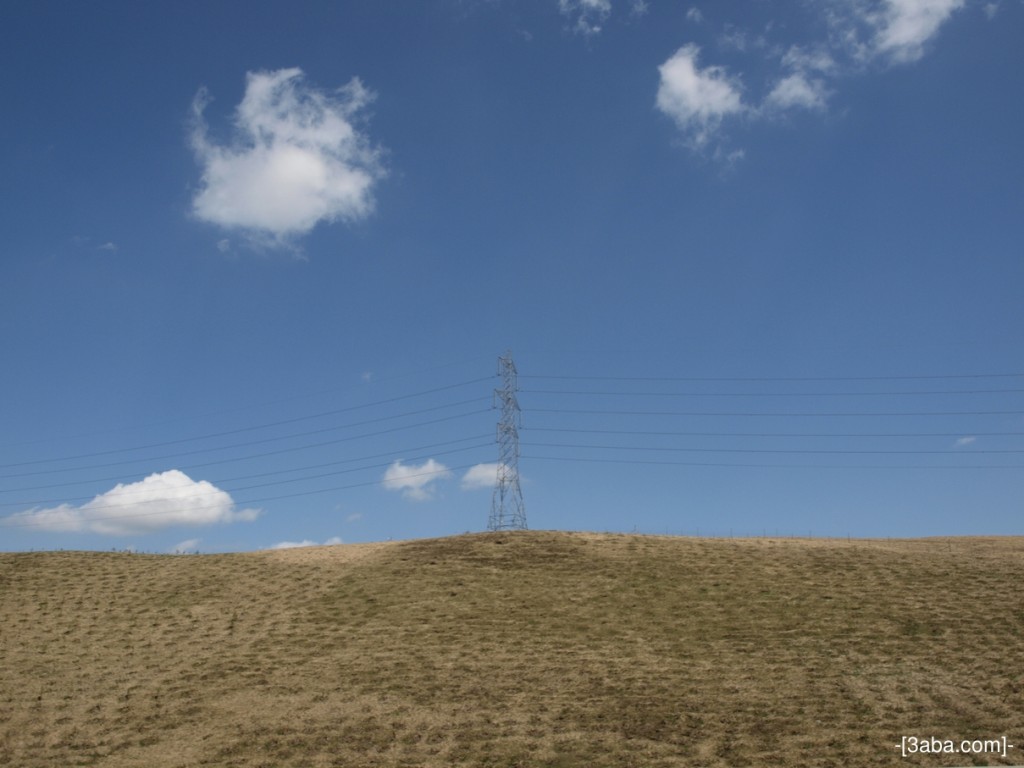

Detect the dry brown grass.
[{"left": 1, "top": 531, "right": 1022, "bottom": 767}]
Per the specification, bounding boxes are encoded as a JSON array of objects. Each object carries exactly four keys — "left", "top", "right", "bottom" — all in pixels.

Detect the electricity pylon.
[{"left": 488, "top": 351, "right": 527, "bottom": 531}]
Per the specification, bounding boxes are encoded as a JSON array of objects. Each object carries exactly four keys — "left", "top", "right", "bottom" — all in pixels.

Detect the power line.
[
  {"left": 3, "top": 357, "right": 497, "bottom": 450},
  {"left": 524, "top": 427, "right": 1024, "bottom": 439},
  {"left": 211, "top": 444, "right": 489, "bottom": 500},
  {"left": 0, "top": 435, "right": 493, "bottom": 509},
  {"left": 521, "top": 372, "right": 1024, "bottom": 383},
  {"left": 522, "top": 454, "right": 1024, "bottom": 470},
  {"left": 1, "top": 368, "right": 501, "bottom": 532},
  {"left": 1, "top": 462, "right": 483, "bottom": 530},
  {"left": 528, "top": 407, "right": 1024, "bottom": 418},
  {"left": 522, "top": 440, "right": 1024, "bottom": 456},
  {"left": 522, "top": 387, "right": 1024, "bottom": 397},
  {"left": 0, "top": 376, "right": 494, "bottom": 469},
  {"left": 0, "top": 401, "right": 491, "bottom": 481}
]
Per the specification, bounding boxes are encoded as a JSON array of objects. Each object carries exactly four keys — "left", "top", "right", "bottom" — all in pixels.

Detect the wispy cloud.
[
  {"left": 382, "top": 459, "right": 452, "bottom": 501},
  {"left": 865, "top": 0, "right": 966, "bottom": 64},
  {"left": 559, "top": 0, "right": 612, "bottom": 35},
  {"left": 629, "top": 0, "right": 649, "bottom": 18},
  {"left": 819, "top": 0, "right": 966, "bottom": 66},
  {"left": 70, "top": 236, "right": 119, "bottom": 255},
  {"left": 2, "top": 470, "right": 260, "bottom": 536},
  {"left": 764, "top": 72, "right": 830, "bottom": 112},
  {"left": 271, "top": 536, "right": 343, "bottom": 550},
  {"left": 189, "top": 68, "right": 384, "bottom": 247},
  {"left": 170, "top": 538, "right": 201, "bottom": 554}
]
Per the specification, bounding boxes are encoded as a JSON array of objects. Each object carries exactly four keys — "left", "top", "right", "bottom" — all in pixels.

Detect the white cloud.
[
  {"left": 189, "top": 68, "right": 384, "bottom": 245},
  {"left": 717, "top": 24, "right": 769, "bottom": 53},
  {"left": 170, "top": 538, "right": 201, "bottom": 554},
  {"left": 657, "top": 1, "right": 968, "bottom": 156},
  {"left": 870, "top": 0, "right": 966, "bottom": 63},
  {"left": 461, "top": 462, "right": 502, "bottom": 491},
  {"left": 271, "top": 539, "right": 317, "bottom": 549},
  {"left": 345, "top": 512, "right": 363, "bottom": 523},
  {"left": 826, "top": 0, "right": 966, "bottom": 65},
  {"left": 781, "top": 45, "right": 839, "bottom": 76},
  {"left": 656, "top": 45, "right": 746, "bottom": 149},
  {"left": 765, "top": 72, "right": 830, "bottom": 111},
  {"left": 2, "top": 470, "right": 260, "bottom": 536},
  {"left": 763, "top": 45, "right": 835, "bottom": 115},
  {"left": 559, "top": 0, "right": 612, "bottom": 35},
  {"left": 382, "top": 459, "right": 452, "bottom": 501},
  {"left": 271, "top": 536, "right": 342, "bottom": 549},
  {"left": 955, "top": 436, "right": 977, "bottom": 447}
]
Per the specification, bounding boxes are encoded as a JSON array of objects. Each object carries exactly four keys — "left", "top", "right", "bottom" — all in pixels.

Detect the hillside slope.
[{"left": 1, "top": 531, "right": 1022, "bottom": 767}]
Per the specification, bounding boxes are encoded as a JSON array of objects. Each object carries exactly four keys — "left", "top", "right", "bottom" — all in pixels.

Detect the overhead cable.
[
  {"left": 1, "top": 462, "right": 482, "bottom": 530},
  {"left": 0, "top": 434, "right": 493, "bottom": 508},
  {"left": 0, "top": 402, "right": 491, "bottom": 481},
  {"left": 0, "top": 376, "right": 494, "bottom": 469}
]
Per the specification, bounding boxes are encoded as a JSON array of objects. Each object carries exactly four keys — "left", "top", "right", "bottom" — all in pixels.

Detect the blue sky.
[{"left": 1, "top": 0, "right": 1021, "bottom": 552}]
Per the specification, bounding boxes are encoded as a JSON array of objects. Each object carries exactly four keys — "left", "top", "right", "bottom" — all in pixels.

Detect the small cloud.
[
  {"left": 717, "top": 24, "right": 752, "bottom": 52},
  {"left": 271, "top": 536, "right": 342, "bottom": 549},
  {"left": 629, "top": 0, "right": 649, "bottom": 18},
  {"left": 653, "top": 1, "right": 968, "bottom": 158},
  {"left": 170, "top": 538, "right": 201, "bottom": 554},
  {"left": 382, "top": 458, "right": 452, "bottom": 501},
  {"left": 216, "top": 238, "right": 231, "bottom": 253},
  {"left": 955, "top": 436, "right": 977, "bottom": 447},
  {"left": 361, "top": 371, "right": 374, "bottom": 383},
  {"left": 271, "top": 539, "right": 317, "bottom": 550},
  {"left": 2, "top": 470, "right": 260, "bottom": 536},
  {"left": 829, "top": 0, "right": 966, "bottom": 65},
  {"left": 69, "top": 236, "right": 118, "bottom": 255},
  {"left": 871, "top": 0, "right": 965, "bottom": 63},
  {"left": 764, "top": 72, "right": 830, "bottom": 112},
  {"left": 558, "top": 0, "right": 612, "bottom": 35},
  {"left": 656, "top": 44, "right": 746, "bottom": 150},
  {"left": 780, "top": 45, "right": 838, "bottom": 76},
  {"left": 189, "top": 68, "right": 385, "bottom": 247},
  {"left": 461, "top": 462, "right": 502, "bottom": 491},
  {"left": 345, "top": 512, "right": 363, "bottom": 523}
]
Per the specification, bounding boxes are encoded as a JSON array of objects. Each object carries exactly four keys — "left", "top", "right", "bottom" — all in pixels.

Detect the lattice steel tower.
[{"left": 488, "top": 351, "right": 527, "bottom": 531}]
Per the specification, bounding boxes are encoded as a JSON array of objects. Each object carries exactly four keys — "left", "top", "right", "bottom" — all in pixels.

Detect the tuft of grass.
[{"left": 1, "top": 532, "right": 1023, "bottom": 766}]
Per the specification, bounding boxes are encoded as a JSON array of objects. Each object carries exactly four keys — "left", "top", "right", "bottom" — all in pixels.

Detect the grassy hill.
[{"left": 1, "top": 531, "right": 1022, "bottom": 767}]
